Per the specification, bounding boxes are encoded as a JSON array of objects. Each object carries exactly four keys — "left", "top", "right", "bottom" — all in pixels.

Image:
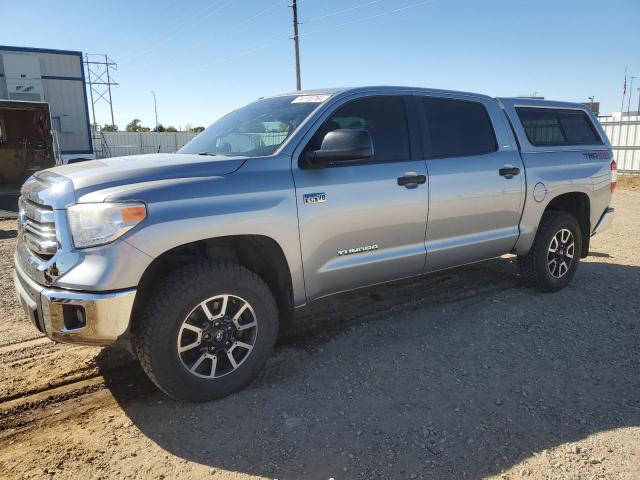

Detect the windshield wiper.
[{"left": 197, "top": 152, "right": 217, "bottom": 156}]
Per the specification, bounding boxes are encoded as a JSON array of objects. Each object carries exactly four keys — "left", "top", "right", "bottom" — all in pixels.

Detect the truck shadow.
[{"left": 100, "top": 258, "right": 640, "bottom": 479}]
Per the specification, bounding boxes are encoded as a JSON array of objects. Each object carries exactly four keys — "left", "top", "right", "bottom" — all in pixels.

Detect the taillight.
[{"left": 610, "top": 159, "right": 617, "bottom": 193}]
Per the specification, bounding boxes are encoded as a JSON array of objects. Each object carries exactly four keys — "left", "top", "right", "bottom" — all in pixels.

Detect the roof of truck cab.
[
  {"left": 267, "top": 88, "right": 591, "bottom": 110},
  {"left": 269, "top": 86, "right": 494, "bottom": 100},
  {"left": 497, "top": 97, "right": 594, "bottom": 111}
]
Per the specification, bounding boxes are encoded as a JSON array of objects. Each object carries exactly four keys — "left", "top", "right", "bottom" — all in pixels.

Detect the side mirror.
[{"left": 306, "top": 129, "right": 373, "bottom": 167}]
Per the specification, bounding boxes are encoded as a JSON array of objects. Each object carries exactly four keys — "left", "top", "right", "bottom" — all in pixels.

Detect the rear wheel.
[
  {"left": 518, "top": 211, "right": 582, "bottom": 292},
  {"left": 134, "top": 262, "right": 278, "bottom": 402}
]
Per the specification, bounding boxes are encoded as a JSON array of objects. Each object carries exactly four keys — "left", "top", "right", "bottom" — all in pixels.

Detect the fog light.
[{"left": 63, "top": 305, "right": 87, "bottom": 330}]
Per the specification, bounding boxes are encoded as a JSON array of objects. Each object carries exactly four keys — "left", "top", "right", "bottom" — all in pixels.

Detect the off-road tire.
[
  {"left": 518, "top": 211, "right": 582, "bottom": 293},
  {"left": 133, "top": 261, "right": 278, "bottom": 402}
]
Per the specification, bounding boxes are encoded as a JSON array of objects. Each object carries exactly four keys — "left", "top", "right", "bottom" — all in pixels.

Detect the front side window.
[
  {"left": 179, "top": 95, "right": 325, "bottom": 157},
  {"left": 307, "top": 96, "right": 411, "bottom": 163},
  {"left": 516, "top": 107, "right": 602, "bottom": 146},
  {"left": 421, "top": 97, "right": 497, "bottom": 158}
]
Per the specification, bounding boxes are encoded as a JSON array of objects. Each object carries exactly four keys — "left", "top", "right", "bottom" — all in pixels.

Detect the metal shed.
[{"left": 0, "top": 45, "right": 93, "bottom": 162}]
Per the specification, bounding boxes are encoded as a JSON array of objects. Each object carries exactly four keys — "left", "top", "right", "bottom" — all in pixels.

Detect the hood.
[{"left": 48, "top": 153, "right": 247, "bottom": 201}]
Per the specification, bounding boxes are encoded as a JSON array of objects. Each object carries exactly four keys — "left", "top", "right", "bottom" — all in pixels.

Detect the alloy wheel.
[
  {"left": 547, "top": 228, "right": 575, "bottom": 278},
  {"left": 177, "top": 294, "right": 258, "bottom": 379}
]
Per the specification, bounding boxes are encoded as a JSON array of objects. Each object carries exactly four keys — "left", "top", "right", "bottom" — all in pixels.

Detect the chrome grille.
[{"left": 18, "top": 197, "right": 58, "bottom": 260}]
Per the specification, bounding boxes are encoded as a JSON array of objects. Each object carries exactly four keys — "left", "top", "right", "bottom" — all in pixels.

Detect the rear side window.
[
  {"left": 421, "top": 97, "right": 497, "bottom": 158},
  {"left": 308, "top": 96, "right": 411, "bottom": 163},
  {"left": 516, "top": 107, "right": 602, "bottom": 146}
]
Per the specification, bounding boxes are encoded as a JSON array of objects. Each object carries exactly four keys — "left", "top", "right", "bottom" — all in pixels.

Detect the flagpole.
[
  {"left": 617, "top": 66, "right": 628, "bottom": 164},
  {"left": 620, "top": 66, "right": 627, "bottom": 119}
]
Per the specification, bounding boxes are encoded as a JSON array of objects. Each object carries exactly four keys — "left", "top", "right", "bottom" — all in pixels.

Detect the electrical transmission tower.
[{"left": 83, "top": 54, "right": 118, "bottom": 130}]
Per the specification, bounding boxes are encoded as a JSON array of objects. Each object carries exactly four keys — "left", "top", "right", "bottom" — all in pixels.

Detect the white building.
[{"left": 0, "top": 45, "right": 93, "bottom": 162}]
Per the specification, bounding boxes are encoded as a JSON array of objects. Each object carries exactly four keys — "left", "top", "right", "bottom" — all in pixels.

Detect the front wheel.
[
  {"left": 518, "top": 211, "right": 582, "bottom": 292},
  {"left": 134, "top": 262, "right": 279, "bottom": 402}
]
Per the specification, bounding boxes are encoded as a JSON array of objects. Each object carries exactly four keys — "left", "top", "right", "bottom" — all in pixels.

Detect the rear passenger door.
[
  {"left": 419, "top": 94, "right": 525, "bottom": 272},
  {"left": 292, "top": 94, "right": 429, "bottom": 301}
]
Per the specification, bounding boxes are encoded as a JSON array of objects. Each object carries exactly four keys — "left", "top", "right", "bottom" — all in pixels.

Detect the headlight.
[{"left": 67, "top": 202, "right": 147, "bottom": 248}]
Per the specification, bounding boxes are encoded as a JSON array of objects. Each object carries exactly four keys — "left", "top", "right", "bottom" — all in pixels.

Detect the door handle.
[
  {"left": 397, "top": 173, "right": 427, "bottom": 187},
  {"left": 499, "top": 166, "right": 520, "bottom": 178}
]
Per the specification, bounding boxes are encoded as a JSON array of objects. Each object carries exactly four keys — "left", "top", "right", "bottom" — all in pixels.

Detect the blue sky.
[{"left": 2, "top": 0, "right": 638, "bottom": 129}]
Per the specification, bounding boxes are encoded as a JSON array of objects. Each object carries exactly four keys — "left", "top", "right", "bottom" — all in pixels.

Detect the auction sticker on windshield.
[{"left": 291, "top": 94, "right": 331, "bottom": 103}]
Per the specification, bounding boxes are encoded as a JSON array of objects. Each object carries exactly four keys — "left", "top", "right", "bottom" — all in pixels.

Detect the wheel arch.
[
  {"left": 543, "top": 192, "right": 591, "bottom": 258},
  {"left": 130, "top": 234, "right": 295, "bottom": 336}
]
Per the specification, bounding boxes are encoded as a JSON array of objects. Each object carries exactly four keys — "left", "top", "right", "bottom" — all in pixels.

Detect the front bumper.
[
  {"left": 592, "top": 207, "right": 615, "bottom": 236},
  {"left": 13, "top": 258, "right": 136, "bottom": 346}
]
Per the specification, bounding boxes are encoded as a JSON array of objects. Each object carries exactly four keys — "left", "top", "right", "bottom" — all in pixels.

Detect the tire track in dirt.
[
  {"left": 0, "top": 357, "right": 148, "bottom": 435},
  {"left": 0, "top": 337, "right": 49, "bottom": 356},
  {"left": 2, "top": 345, "right": 87, "bottom": 368},
  {"left": 0, "top": 260, "right": 519, "bottom": 433}
]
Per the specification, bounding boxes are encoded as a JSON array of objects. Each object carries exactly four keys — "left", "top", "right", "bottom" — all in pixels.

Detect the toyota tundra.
[{"left": 13, "top": 87, "right": 616, "bottom": 402}]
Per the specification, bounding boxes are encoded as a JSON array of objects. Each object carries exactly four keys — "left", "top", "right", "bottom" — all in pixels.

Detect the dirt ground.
[
  {"left": 617, "top": 174, "right": 640, "bottom": 192},
  {"left": 1, "top": 189, "right": 639, "bottom": 480}
]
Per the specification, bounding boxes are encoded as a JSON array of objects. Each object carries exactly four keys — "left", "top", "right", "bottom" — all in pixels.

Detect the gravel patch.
[{"left": 0, "top": 190, "right": 638, "bottom": 479}]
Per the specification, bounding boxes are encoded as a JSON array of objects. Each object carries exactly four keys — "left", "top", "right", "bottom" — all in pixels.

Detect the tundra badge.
[{"left": 338, "top": 244, "right": 379, "bottom": 256}]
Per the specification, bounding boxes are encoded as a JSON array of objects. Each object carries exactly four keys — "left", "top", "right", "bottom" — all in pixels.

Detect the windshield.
[{"left": 178, "top": 95, "right": 329, "bottom": 157}]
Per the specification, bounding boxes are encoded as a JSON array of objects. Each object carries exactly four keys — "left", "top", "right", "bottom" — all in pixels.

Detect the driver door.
[{"left": 292, "top": 94, "right": 429, "bottom": 301}]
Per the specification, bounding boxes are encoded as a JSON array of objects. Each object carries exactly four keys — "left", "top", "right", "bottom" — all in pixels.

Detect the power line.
[
  {"left": 124, "top": 0, "right": 436, "bottom": 76},
  {"left": 228, "top": 0, "right": 288, "bottom": 33},
  {"left": 191, "top": 36, "right": 290, "bottom": 71},
  {"left": 123, "top": 29, "right": 285, "bottom": 73},
  {"left": 303, "top": 0, "right": 386, "bottom": 25},
  {"left": 119, "top": 0, "right": 241, "bottom": 65},
  {"left": 117, "top": 2, "right": 226, "bottom": 63},
  {"left": 120, "top": 0, "right": 289, "bottom": 72},
  {"left": 198, "top": 0, "right": 434, "bottom": 72},
  {"left": 299, "top": 0, "right": 436, "bottom": 37}
]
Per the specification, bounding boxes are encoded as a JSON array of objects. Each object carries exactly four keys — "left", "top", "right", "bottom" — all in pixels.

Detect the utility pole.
[
  {"left": 290, "top": 0, "right": 302, "bottom": 91},
  {"left": 151, "top": 91, "right": 158, "bottom": 128},
  {"left": 637, "top": 87, "right": 640, "bottom": 115},
  {"left": 588, "top": 96, "right": 595, "bottom": 113}
]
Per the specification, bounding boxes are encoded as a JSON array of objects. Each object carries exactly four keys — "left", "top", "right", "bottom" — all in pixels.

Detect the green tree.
[
  {"left": 126, "top": 119, "right": 143, "bottom": 132},
  {"left": 190, "top": 126, "right": 205, "bottom": 133},
  {"left": 153, "top": 124, "right": 165, "bottom": 132},
  {"left": 102, "top": 124, "right": 118, "bottom": 132},
  {"left": 165, "top": 126, "right": 178, "bottom": 132}
]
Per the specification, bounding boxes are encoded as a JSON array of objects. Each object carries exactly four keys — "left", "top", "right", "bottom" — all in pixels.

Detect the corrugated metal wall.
[
  {"left": 43, "top": 78, "right": 90, "bottom": 152},
  {"left": 598, "top": 115, "right": 640, "bottom": 172},
  {"left": 94, "top": 132, "right": 198, "bottom": 158}
]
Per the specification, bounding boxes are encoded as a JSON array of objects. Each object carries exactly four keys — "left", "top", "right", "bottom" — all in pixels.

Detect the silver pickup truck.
[{"left": 13, "top": 87, "right": 616, "bottom": 402}]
